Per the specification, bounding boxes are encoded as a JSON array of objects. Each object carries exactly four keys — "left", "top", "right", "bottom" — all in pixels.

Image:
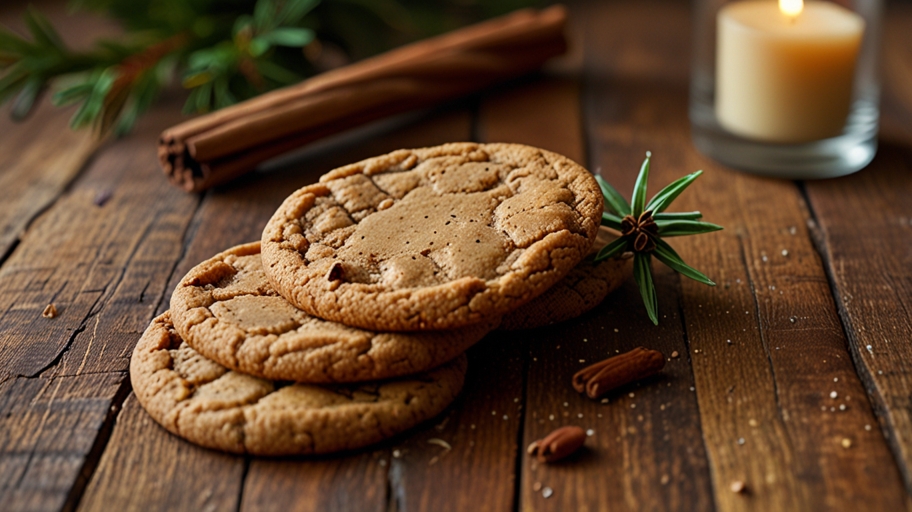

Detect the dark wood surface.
[{"left": 2, "top": 1, "right": 912, "bottom": 511}]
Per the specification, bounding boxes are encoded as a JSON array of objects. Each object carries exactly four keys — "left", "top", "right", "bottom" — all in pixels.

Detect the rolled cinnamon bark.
[{"left": 159, "top": 5, "right": 568, "bottom": 192}]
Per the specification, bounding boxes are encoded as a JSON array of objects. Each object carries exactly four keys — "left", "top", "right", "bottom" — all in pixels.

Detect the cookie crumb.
[
  {"left": 841, "top": 438, "right": 852, "bottom": 449},
  {"left": 542, "top": 487, "right": 553, "bottom": 499},
  {"left": 671, "top": 351, "right": 679, "bottom": 358},
  {"left": 392, "top": 449, "right": 402, "bottom": 458},
  {"left": 533, "top": 482, "right": 542, "bottom": 492},
  {"left": 830, "top": 391, "right": 838, "bottom": 399},
  {"left": 730, "top": 481, "right": 746, "bottom": 493},
  {"left": 660, "top": 474, "right": 669, "bottom": 485},
  {"left": 42, "top": 304, "right": 58, "bottom": 319}
]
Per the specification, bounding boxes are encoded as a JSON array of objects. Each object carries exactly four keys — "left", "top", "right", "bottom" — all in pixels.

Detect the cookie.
[
  {"left": 130, "top": 312, "right": 467, "bottom": 455},
  {"left": 170, "top": 242, "right": 495, "bottom": 383},
  {"left": 261, "top": 142, "right": 602, "bottom": 331},
  {"left": 499, "top": 228, "right": 632, "bottom": 330}
]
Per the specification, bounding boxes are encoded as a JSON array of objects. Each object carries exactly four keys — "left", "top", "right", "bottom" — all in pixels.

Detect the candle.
[{"left": 715, "top": 0, "right": 865, "bottom": 143}]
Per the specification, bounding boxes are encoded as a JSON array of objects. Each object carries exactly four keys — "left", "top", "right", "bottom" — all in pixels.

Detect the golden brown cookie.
[
  {"left": 261, "top": 143, "right": 602, "bottom": 331},
  {"left": 170, "top": 242, "right": 495, "bottom": 383},
  {"left": 499, "top": 228, "right": 632, "bottom": 330},
  {"left": 130, "top": 312, "right": 467, "bottom": 455}
]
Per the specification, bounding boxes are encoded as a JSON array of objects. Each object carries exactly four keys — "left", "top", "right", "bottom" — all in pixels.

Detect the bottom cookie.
[
  {"left": 500, "top": 228, "right": 633, "bottom": 331},
  {"left": 131, "top": 312, "right": 467, "bottom": 456}
]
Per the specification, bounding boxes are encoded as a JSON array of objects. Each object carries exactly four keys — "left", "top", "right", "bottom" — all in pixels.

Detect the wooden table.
[{"left": 2, "top": 1, "right": 912, "bottom": 510}]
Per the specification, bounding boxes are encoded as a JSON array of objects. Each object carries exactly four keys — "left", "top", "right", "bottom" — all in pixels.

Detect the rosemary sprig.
[{"left": 594, "top": 152, "right": 722, "bottom": 325}]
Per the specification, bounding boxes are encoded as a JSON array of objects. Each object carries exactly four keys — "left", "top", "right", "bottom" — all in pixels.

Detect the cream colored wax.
[{"left": 715, "top": 1, "right": 864, "bottom": 143}]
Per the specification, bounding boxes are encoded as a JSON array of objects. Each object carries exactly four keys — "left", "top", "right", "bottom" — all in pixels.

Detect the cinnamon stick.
[{"left": 159, "top": 5, "right": 568, "bottom": 192}]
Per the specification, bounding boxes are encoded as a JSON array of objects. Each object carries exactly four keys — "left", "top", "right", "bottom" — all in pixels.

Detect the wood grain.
[
  {"left": 801, "top": 7, "right": 912, "bottom": 489},
  {"left": 0, "top": 103, "right": 199, "bottom": 511},
  {"left": 578, "top": 0, "right": 909, "bottom": 510}
]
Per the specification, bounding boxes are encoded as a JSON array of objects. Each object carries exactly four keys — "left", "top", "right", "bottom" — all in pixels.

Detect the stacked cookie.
[{"left": 131, "top": 143, "right": 631, "bottom": 456}]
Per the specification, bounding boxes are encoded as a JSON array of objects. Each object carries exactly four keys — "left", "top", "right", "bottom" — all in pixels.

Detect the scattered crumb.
[
  {"left": 834, "top": 377, "right": 838, "bottom": 382},
  {"left": 749, "top": 419, "right": 758, "bottom": 427},
  {"left": 730, "top": 481, "right": 746, "bottom": 494},
  {"left": 93, "top": 189, "right": 113, "bottom": 207},
  {"left": 470, "top": 424, "right": 476, "bottom": 429},
  {"left": 830, "top": 391, "right": 838, "bottom": 399},
  {"left": 586, "top": 429, "right": 595, "bottom": 437},
  {"left": 737, "top": 438, "right": 745, "bottom": 445},
  {"left": 690, "top": 387, "right": 695, "bottom": 392},
  {"left": 542, "top": 487, "right": 553, "bottom": 499},
  {"left": 839, "top": 404, "right": 846, "bottom": 411},
  {"left": 660, "top": 474, "right": 670, "bottom": 485},
  {"left": 579, "top": 359, "right": 586, "bottom": 363},
  {"left": 865, "top": 424, "right": 872, "bottom": 431},
  {"left": 781, "top": 249, "right": 789, "bottom": 257},
  {"left": 492, "top": 411, "right": 497, "bottom": 415},
  {"left": 379, "top": 459, "right": 387, "bottom": 467},
  {"left": 630, "top": 404, "right": 636, "bottom": 409},
  {"left": 628, "top": 392, "right": 635, "bottom": 398},
  {"left": 600, "top": 398, "right": 609, "bottom": 404},
  {"left": 427, "top": 438, "right": 452, "bottom": 450},
  {"left": 577, "top": 413, "right": 583, "bottom": 418},
  {"left": 533, "top": 482, "right": 542, "bottom": 492},
  {"left": 548, "top": 415, "right": 554, "bottom": 421},
  {"left": 841, "top": 438, "right": 852, "bottom": 449},
  {"left": 504, "top": 415, "right": 509, "bottom": 420},
  {"left": 613, "top": 328, "right": 619, "bottom": 333},
  {"left": 866, "top": 345, "right": 873, "bottom": 354},
  {"left": 671, "top": 351, "right": 679, "bottom": 359},
  {"left": 392, "top": 450, "right": 402, "bottom": 458},
  {"left": 563, "top": 402, "right": 569, "bottom": 407},
  {"left": 42, "top": 304, "right": 58, "bottom": 319}
]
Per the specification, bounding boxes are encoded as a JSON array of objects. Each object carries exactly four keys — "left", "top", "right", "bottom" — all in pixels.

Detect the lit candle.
[{"left": 715, "top": 0, "right": 865, "bottom": 143}]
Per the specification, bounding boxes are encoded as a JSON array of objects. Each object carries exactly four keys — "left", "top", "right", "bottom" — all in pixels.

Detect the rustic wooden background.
[{"left": 2, "top": 0, "right": 912, "bottom": 510}]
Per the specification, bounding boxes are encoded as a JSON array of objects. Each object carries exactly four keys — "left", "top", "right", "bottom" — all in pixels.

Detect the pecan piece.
[
  {"left": 572, "top": 347, "right": 665, "bottom": 399},
  {"left": 527, "top": 426, "right": 586, "bottom": 463}
]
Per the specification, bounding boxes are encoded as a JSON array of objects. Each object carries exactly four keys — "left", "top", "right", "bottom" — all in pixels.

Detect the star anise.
[{"left": 594, "top": 151, "right": 722, "bottom": 325}]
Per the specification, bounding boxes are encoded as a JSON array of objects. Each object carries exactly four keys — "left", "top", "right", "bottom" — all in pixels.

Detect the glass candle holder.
[{"left": 690, "top": 0, "right": 883, "bottom": 179}]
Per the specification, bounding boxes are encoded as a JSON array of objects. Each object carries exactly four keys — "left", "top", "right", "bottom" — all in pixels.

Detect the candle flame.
[{"left": 779, "top": 0, "right": 803, "bottom": 17}]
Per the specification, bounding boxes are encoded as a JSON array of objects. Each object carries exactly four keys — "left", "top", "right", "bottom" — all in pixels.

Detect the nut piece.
[
  {"left": 42, "top": 304, "right": 58, "bottom": 319},
  {"left": 527, "top": 426, "right": 586, "bottom": 463},
  {"left": 572, "top": 347, "right": 665, "bottom": 399}
]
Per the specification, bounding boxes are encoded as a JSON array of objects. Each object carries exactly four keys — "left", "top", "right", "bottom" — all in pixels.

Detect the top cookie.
[{"left": 261, "top": 143, "right": 602, "bottom": 331}]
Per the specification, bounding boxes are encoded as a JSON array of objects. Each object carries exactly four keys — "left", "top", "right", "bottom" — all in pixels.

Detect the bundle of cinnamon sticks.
[{"left": 159, "top": 5, "right": 568, "bottom": 192}]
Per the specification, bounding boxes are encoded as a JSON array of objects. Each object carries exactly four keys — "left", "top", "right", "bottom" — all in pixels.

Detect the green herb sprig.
[
  {"left": 595, "top": 152, "right": 722, "bottom": 325},
  {"left": 0, "top": 0, "right": 543, "bottom": 136}
]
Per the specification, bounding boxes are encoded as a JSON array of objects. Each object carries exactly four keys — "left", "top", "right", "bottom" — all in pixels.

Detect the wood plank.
[
  {"left": 801, "top": 4, "right": 912, "bottom": 491},
  {"left": 478, "top": 75, "right": 715, "bottom": 512},
  {"left": 578, "top": 0, "right": 909, "bottom": 509},
  {"left": 384, "top": 332, "right": 524, "bottom": 512},
  {"left": 0, "top": 101, "right": 200, "bottom": 511},
  {"left": 0, "top": 2, "right": 120, "bottom": 261}
]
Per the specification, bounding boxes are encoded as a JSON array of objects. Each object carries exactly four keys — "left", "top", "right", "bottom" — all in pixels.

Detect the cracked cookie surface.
[
  {"left": 130, "top": 312, "right": 467, "bottom": 455},
  {"left": 170, "top": 242, "right": 495, "bottom": 382},
  {"left": 261, "top": 143, "right": 602, "bottom": 331},
  {"left": 499, "top": 228, "right": 633, "bottom": 330}
]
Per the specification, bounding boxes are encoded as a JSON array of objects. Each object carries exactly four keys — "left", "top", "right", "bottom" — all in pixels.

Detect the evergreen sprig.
[
  {"left": 1, "top": 0, "right": 541, "bottom": 135},
  {"left": 595, "top": 152, "right": 722, "bottom": 325}
]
